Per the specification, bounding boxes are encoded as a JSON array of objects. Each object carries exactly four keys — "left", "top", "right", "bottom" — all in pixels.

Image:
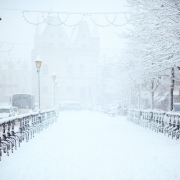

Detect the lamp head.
[
  {"left": 35, "top": 56, "right": 42, "bottom": 68},
  {"left": 52, "top": 72, "right": 57, "bottom": 81}
]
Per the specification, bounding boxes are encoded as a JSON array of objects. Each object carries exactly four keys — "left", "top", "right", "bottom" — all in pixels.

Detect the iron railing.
[
  {"left": 127, "top": 109, "right": 180, "bottom": 140},
  {"left": 0, "top": 109, "right": 58, "bottom": 161}
]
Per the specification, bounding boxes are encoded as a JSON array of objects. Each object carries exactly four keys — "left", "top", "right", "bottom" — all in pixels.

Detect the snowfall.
[{"left": 0, "top": 111, "right": 180, "bottom": 180}]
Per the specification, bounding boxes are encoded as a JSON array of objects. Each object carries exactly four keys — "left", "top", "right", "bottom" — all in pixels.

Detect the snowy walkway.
[{"left": 1, "top": 111, "right": 180, "bottom": 180}]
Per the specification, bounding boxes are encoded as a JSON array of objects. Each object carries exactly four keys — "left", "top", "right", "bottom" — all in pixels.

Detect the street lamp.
[
  {"left": 55, "top": 80, "right": 58, "bottom": 107},
  {"left": 52, "top": 72, "right": 57, "bottom": 108},
  {"left": 56, "top": 84, "right": 60, "bottom": 106},
  {"left": 35, "top": 56, "right": 42, "bottom": 113}
]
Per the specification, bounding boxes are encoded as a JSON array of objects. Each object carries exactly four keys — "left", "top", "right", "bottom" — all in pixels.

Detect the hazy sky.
[{"left": 0, "top": 0, "right": 127, "bottom": 57}]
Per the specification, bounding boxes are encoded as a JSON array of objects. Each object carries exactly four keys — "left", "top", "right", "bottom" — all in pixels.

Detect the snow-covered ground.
[{"left": 1, "top": 111, "right": 180, "bottom": 180}]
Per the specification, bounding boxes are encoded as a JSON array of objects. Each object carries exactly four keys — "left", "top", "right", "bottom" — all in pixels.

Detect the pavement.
[{"left": 0, "top": 111, "right": 180, "bottom": 180}]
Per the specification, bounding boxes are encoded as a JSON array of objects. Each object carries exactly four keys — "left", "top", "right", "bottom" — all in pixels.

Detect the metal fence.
[
  {"left": 0, "top": 109, "right": 58, "bottom": 161},
  {"left": 127, "top": 109, "right": 180, "bottom": 140},
  {"left": 118, "top": 108, "right": 128, "bottom": 116}
]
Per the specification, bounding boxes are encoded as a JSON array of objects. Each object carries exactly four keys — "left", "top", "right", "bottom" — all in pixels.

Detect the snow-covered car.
[
  {"left": 106, "top": 104, "right": 120, "bottom": 116},
  {"left": 12, "top": 106, "right": 20, "bottom": 116},
  {"left": 0, "top": 106, "right": 15, "bottom": 119},
  {"left": 101, "top": 104, "right": 119, "bottom": 116},
  {"left": 60, "top": 101, "right": 83, "bottom": 111},
  {"left": 173, "top": 103, "right": 180, "bottom": 112}
]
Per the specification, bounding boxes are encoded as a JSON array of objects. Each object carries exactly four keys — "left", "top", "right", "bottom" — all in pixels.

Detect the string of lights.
[
  {"left": 23, "top": 12, "right": 127, "bottom": 27},
  {"left": 1, "top": 8, "right": 127, "bottom": 27},
  {"left": 22, "top": 11, "right": 46, "bottom": 25},
  {"left": 88, "top": 13, "right": 127, "bottom": 27},
  {"left": 0, "top": 8, "right": 127, "bottom": 14}
]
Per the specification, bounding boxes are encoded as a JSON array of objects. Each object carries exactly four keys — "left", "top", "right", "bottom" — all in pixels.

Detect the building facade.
[
  {"left": 31, "top": 17, "right": 100, "bottom": 110},
  {"left": 0, "top": 56, "right": 32, "bottom": 105}
]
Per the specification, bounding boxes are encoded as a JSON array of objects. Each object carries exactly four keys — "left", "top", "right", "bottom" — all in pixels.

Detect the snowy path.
[{"left": 1, "top": 111, "right": 180, "bottom": 180}]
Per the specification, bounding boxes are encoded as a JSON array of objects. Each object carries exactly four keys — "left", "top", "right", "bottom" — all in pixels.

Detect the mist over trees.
[{"left": 112, "top": 0, "right": 180, "bottom": 111}]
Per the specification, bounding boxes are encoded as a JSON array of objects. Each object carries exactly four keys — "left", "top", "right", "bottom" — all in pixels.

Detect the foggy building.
[
  {"left": 32, "top": 17, "right": 100, "bottom": 109},
  {"left": 0, "top": 50, "right": 32, "bottom": 105}
]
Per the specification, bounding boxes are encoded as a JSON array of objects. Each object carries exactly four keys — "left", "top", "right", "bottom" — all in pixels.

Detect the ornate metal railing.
[
  {"left": 127, "top": 109, "right": 180, "bottom": 140},
  {"left": 0, "top": 109, "right": 58, "bottom": 161},
  {"left": 118, "top": 108, "right": 128, "bottom": 116}
]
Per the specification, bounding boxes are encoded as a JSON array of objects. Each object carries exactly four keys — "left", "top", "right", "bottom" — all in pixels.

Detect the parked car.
[
  {"left": 60, "top": 101, "right": 83, "bottom": 111},
  {"left": 12, "top": 106, "right": 20, "bottom": 116},
  {"left": 173, "top": 103, "right": 180, "bottom": 112},
  {"left": 0, "top": 106, "right": 15, "bottom": 119},
  {"left": 107, "top": 104, "right": 119, "bottom": 116},
  {"left": 101, "top": 103, "right": 119, "bottom": 115}
]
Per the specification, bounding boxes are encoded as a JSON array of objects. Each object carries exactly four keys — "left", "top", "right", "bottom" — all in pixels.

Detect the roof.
[
  {"left": 12, "top": 93, "right": 34, "bottom": 96},
  {"left": 0, "top": 106, "right": 12, "bottom": 109}
]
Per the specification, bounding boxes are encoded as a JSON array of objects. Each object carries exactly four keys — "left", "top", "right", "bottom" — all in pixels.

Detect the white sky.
[{"left": 0, "top": 0, "right": 127, "bottom": 57}]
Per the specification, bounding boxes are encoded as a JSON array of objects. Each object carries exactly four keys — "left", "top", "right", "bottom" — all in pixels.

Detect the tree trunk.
[
  {"left": 151, "top": 80, "right": 154, "bottom": 110},
  {"left": 138, "top": 85, "right": 141, "bottom": 110},
  {"left": 130, "top": 90, "right": 132, "bottom": 108},
  {"left": 170, "top": 67, "right": 175, "bottom": 111}
]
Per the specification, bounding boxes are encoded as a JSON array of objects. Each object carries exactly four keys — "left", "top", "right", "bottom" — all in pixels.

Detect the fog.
[
  {"left": 2, "top": 1, "right": 180, "bottom": 179},
  {"left": 0, "top": 0, "right": 127, "bottom": 49},
  {"left": 0, "top": 0, "right": 127, "bottom": 110},
  {"left": 1, "top": 0, "right": 179, "bottom": 112}
]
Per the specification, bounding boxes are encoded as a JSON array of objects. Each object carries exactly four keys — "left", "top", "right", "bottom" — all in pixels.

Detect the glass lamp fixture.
[
  {"left": 52, "top": 72, "right": 57, "bottom": 81},
  {"left": 35, "top": 56, "right": 42, "bottom": 68}
]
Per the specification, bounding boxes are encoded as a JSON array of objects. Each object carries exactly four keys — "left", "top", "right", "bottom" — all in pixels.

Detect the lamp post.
[
  {"left": 52, "top": 72, "right": 57, "bottom": 108},
  {"left": 56, "top": 85, "right": 60, "bottom": 107},
  {"left": 35, "top": 56, "right": 42, "bottom": 113},
  {"left": 55, "top": 80, "right": 58, "bottom": 107}
]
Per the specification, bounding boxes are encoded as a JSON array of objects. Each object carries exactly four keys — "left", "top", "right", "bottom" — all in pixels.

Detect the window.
[
  {"left": 89, "top": 87, "right": 92, "bottom": 97},
  {"left": 67, "top": 64, "right": 73, "bottom": 77},
  {"left": 82, "top": 44, "right": 86, "bottom": 48},
  {"left": 80, "top": 65, "right": 85, "bottom": 76},
  {"left": 80, "top": 87, "right": 86, "bottom": 98},
  {"left": 67, "top": 86, "right": 73, "bottom": 93},
  {"left": 2, "top": 75, "right": 6, "bottom": 84}
]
